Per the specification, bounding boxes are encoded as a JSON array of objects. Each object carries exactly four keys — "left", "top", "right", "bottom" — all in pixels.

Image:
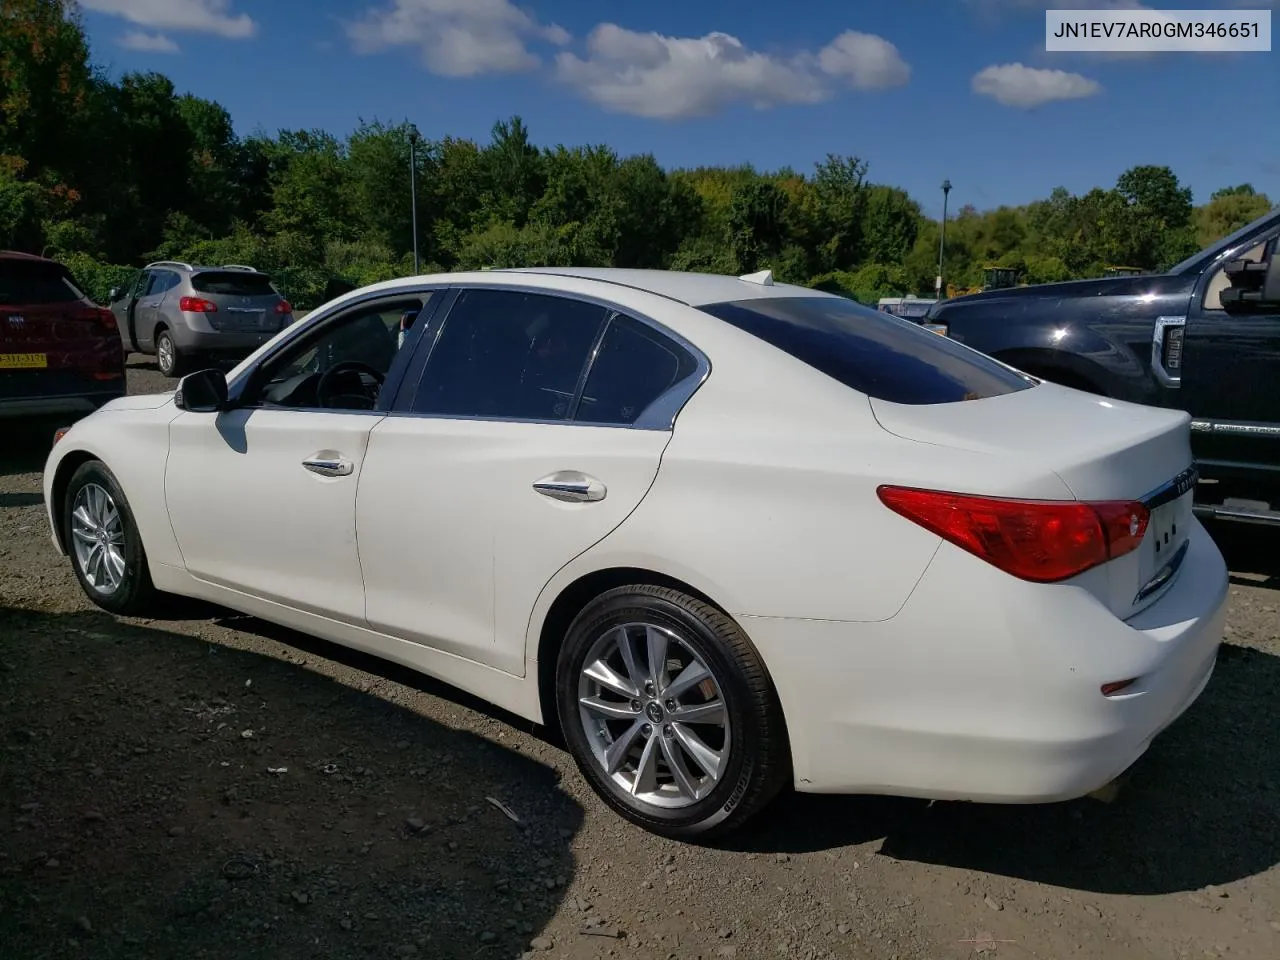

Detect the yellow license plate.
[{"left": 0, "top": 353, "right": 48, "bottom": 369}]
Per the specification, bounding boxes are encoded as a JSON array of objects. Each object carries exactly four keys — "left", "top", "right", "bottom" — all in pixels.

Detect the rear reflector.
[
  {"left": 877, "top": 485, "right": 1149, "bottom": 583},
  {"left": 180, "top": 296, "right": 218, "bottom": 313},
  {"left": 1101, "top": 678, "right": 1138, "bottom": 697}
]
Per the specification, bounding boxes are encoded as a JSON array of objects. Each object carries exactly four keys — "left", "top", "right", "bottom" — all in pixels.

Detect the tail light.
[
  {"left": 179, "top": 296, "right": 218, "bottom": 313},
  {"left": 274, "top": 300, "right": 293, "bottom": 315},
  {"left": 877, "top": 485, "right": 1149, "bottom": 583},
  {"left": 71, "top": 307, "right": 117, "bottom": 332}
]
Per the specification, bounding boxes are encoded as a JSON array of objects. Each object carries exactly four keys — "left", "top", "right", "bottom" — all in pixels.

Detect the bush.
[{"left": 61, "top": 253, "right": 136, "bottom": 305}]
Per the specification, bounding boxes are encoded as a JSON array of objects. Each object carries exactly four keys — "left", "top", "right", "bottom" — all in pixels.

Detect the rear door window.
[
  {"left": 576, "top": 314, "right": 699, "bottom": 425},
  {"left": 699, "top": 295, "right": 1033, "bottom": 405},
  {"left": 410, "top": 288, "right": 607, "bottom": 421},
  {"left": 0, "top": 260, "right": 85, "bottom": 305},
  {"left": 191, "top": 271, "right": 277, "bottom": 297}
]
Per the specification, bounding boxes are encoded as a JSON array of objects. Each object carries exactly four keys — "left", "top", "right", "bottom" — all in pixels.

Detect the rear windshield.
[
  {"left": 0, "top": 260, "right": 85, "bottom": 305},
  {"left": 699, "top": 295, "right": 1033, "bottom": 405},
  {"left": 191, "top": 271, "right": 277, "bottom": 297}
]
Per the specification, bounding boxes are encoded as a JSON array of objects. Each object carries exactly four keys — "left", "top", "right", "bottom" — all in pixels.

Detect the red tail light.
[
  {"left": 179, "top": 296, "right": 218, "bottom": 313},
  {"left": 71, "top": 307, "right": 117, "bottom": 332},
  {"left": 274, "top": 300, "right": 292, "bottom": 315},
  {"left": 877, "top": 485, "right": 1149, "bottom": 583}
]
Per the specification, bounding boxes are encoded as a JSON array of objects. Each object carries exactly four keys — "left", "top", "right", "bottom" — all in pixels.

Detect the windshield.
[{"left": 699, "top": 294, "right": 1034, "bottom": 405}]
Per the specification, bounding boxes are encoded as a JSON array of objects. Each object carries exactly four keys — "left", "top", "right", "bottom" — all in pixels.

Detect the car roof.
[
  {"left": 0, "top": 250, "right": 60, "bottom": 265},
  {"left": 493, "top": 267, "right": 837, "bottom": 307},
  {"left": 144, "top": 260, "right": 270, "bottom": 276}
]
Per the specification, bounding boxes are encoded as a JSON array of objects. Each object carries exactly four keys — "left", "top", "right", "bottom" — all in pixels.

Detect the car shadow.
[
  {"left": 209, "top": 611, "right": 558, "bottom": 745},
  {"left": 0, "top": 418, "right": 61, "bottom": 478},
  {"left": 1208, "top": 520, "right": 1280, "bottom": 590},
  {"left": 0, "top": 607, "right": 582, "bottom": 960},
  {"left": 724, "top": 643, "right": 1279, "bottom": 895}
]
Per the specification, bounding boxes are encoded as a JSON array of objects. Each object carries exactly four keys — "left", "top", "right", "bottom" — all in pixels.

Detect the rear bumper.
[
  {"left": 742, "top": 518, "right": 1229, "bottom": 802},
  {"left": 173, "top": 326, "right": 282, "bottom": 358},
  {"left": 0, "top": 381, "right": 124, "bottom": 419}
]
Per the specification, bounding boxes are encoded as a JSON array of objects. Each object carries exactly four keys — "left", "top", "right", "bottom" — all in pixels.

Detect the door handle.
[
  {"left": 302, "top": 456, "right": 353, "bottom": 477},
  {"left": 533, "top": 471, "right": 606, "bottom": 503}
]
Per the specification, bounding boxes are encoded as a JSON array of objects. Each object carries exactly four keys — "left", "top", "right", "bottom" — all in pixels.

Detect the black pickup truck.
[{"left": 924, "top": 205, "right": 1280, "bottom": 527}]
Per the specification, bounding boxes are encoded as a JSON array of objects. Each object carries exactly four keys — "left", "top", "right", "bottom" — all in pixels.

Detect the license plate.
[
  {"left": 0, "top": 352, "right": 48, "bottom": 369},
  {"left": 1149, "top": 499, "right": 1187, "bottom": 562}
]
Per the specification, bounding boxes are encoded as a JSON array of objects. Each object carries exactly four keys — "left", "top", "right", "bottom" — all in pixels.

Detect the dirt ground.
[{"left": 2, "top": 357, "right": 1278, "bottom": 960}]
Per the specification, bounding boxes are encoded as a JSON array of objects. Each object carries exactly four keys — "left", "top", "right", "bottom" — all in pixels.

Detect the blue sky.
[{"left": 76, "top": 1, "right": 1279, "bottom": 217}]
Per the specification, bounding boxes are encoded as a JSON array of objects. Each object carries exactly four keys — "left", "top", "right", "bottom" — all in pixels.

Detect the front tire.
[
  {"left": 63, "top": 460, "right": 159, "bottom": 617},
  {"left": 556, "top": 585, "right": 790, "bottom": 840}
]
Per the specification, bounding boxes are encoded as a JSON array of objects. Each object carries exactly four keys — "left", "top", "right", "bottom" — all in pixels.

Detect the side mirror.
[
  {"left": 108, "top": 287, "right": 122, "bottom": 302},
  {"left": 174, "top": 368, "right": 228, "bottom": 412},
  {"left": 1222, "top": 255, "right": 1280, "bottom": 313}
]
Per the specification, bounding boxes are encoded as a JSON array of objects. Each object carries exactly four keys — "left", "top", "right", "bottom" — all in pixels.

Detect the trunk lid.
[
  {"left": 870, "top": 382, "right": 1196, "bottom": 619},
  {"left": 190, "top": 270, "right": 288, "bottom": 333}
]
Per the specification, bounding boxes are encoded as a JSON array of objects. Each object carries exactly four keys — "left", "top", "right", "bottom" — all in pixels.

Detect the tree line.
[{"left": 2, "top": 1, "right": 1275, "bottom": 308}]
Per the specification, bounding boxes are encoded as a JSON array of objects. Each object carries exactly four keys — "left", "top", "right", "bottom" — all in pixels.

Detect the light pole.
[
  {"left": 937, "top": 179, "right": 951, "bottom": 300},
  {"left": 408, "top": 125, "right": 421, "bottom": 274}
]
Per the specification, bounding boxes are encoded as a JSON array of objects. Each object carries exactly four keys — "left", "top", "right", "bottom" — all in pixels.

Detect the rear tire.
[
  {"left": 155, "top": 328, "right": 184, "bottom": 378},
  {"left": 556, "top": 585, "right": 790, "bottom": 841},
  {"left": 63, "top": 460, "right": 159, "bottom": 617}
]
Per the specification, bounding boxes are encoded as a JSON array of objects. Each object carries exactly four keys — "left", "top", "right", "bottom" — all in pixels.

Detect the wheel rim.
[
  {"left": 157, "top": 335, "right": 173, "bottom": 373},
  {"left": 70, "top": 483, "right": 127, "bottom": 595},
  {"left": 577, "top": 622, "right": 730, "bottom": 809}
]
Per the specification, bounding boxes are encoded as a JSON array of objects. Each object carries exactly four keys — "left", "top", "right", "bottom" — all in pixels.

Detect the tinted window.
[
  {"left": 0, "top": 260, "right": 84, "bottom": 305},
  {"left": 412, "top": 289, "right": 607, "bottom": 420},
  {"left": 150, "top": 270, "right": 181, "bottom": 296},
  {"left": 699, "top": 296, "right": 1033, "bottom": 405},
  {"left": 192, "top": 271, "right": 277, "bottom": 296},
  {"left": 577, "top": 314, "right": 698, "bottom": 425}
]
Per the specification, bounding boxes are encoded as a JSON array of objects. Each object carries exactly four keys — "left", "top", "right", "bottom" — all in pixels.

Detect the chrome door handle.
[
  {"left": 533, "top": 471, "right": 606, "bottom": 503},
  {"left": 302, "top": 456, "right": 353, "bottom": 477}
]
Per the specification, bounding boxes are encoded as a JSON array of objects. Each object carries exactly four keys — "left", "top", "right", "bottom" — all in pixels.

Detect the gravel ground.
[{"left": 2, "top": 357, "right": 1278, "bottom": 960}]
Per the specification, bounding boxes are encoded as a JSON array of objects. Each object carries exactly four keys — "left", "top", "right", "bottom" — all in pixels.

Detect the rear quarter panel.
[{"left": 529, "top": 328, "right": 1075, "bottom": 632}]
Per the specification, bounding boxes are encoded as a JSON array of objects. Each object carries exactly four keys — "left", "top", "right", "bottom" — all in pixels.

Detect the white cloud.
[
  {"left": 553, "top": 24, "right": 910, "bottom": 120},
  {"left": 79, "top": 0, "right": 256, "bottom": 39},
  {"left": 118, "top": 30, "right": 180, "bottom": 53},
  {"left": 818, "top": 30, "right": 912, "bottom": 89},
  {"left": 972, "top": 62, "right": 1102, "bottom": 107},
  {"left": 347, "top": 0, "right": 571, "bottom": 77}
]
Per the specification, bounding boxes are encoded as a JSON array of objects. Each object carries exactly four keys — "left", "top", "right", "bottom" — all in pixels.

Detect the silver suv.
[{"left": 108, "top": 261, "right": 293, "bottom": 377}]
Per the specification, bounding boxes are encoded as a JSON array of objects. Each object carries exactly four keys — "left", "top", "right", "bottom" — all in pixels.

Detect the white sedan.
[{"left": 43, "top": 267, "right": 1229, "bottom": 839}]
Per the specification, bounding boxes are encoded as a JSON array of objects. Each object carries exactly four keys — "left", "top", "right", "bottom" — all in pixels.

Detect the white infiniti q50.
[{"left": 43, "top": 267, "right": 1229, "bottom": 839}]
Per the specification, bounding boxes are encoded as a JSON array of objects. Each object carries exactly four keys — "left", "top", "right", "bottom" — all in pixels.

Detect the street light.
[
  {"left": 408, "top": 125, "right": 421, "bottom": 274},
  {"left": 937, "top": 179, "right": 951, "bottom": 300}
]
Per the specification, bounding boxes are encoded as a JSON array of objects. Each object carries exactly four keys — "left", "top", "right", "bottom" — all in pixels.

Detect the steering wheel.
[{"left": 315, "top": 360, "right": 386, "bottom": 410}]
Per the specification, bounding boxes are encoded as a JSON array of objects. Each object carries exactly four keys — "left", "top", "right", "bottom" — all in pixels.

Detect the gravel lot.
[{"left": 2, "top": 357, "right": 1278, "bottom": 960}]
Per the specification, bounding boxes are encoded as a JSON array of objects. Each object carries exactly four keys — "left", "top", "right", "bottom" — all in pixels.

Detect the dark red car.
[{"left": 0, "top": 251, "right": 125, "bottom": 420}]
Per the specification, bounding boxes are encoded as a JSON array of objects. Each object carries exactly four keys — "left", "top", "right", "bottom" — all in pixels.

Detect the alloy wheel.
[
  {"left": 576, "top": 621, "right": 730, "bottom": 809},
  {"left": 157, "top": 333, "right": 174, "bottom": 375},
  {"left": 70, "top": 482, "right": 126, "bottom": 595}
]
